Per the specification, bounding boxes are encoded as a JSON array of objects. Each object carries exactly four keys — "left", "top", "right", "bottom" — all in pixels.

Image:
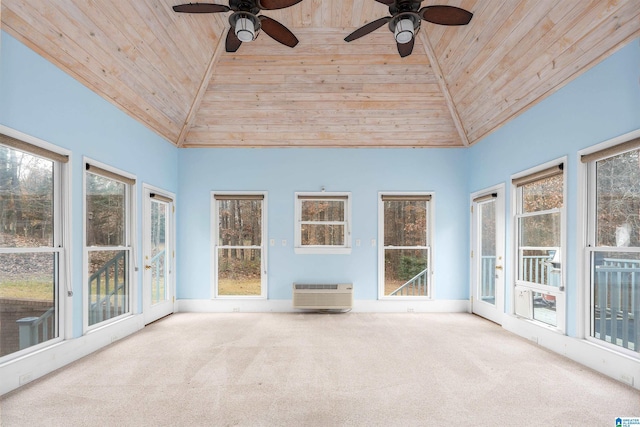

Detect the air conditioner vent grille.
[{"left": 294, "top": 284, "right": 339, "bottom": 290}]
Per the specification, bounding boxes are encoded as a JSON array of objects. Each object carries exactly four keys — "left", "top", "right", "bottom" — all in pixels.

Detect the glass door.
[
  {"left": 471, "top": 186, "right": 505, "bottom": 324},
  {"left": 143, "top": 187, "right": 174, "bottom": 324}
]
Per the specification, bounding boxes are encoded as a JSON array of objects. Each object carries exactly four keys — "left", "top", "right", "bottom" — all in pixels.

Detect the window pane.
[
  {"left": 519, "top": 248, "right": 561, "bottom": 287},
  {"left": 86, "top": 173, "right": 125, "bottom": 247},
  {"left": 596, "top": 149, "right": 640, "bottom": 247},
  {"left": 218, "top": 199, "right": 262, "bottom": 246},
  {"left": 591, "top": 251, "right": 640, "bottom": 353},
  {"left": 384, "top": 249, "right": 429, "bottom": 297},
  {"left": 301, "top": 224, "right": 344, "bottom": 246},
  {"left": 521, "top": 174, "right": 563, "bottom": 213},
  {"left": 533, "top": 291, "right": 557, "bottom": 327},
  {"left": 217, "top": 248, "right": 261, "bottom": 296},
  {"left": 88, "top": 250, "right": 129, "bottom": 326},
  {"left": 0, "top": 145, "right": 54, "bottom": 248},
  {"left": 301, "top": 200, "right": 344, "bottom": 222},
  {"left": 519, "top": 212, "right": 560, "bottom": 247},
  {"left": 384, "top": 200, "right": 427, "bottom": 246},
  {"left": 0, "top": 252, "right": 57, "bottom": 357}
]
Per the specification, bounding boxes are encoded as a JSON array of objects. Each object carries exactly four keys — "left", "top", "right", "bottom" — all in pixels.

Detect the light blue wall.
[
  {"left": 0, "top": 32, "right": 179, "bottom": 336},
  {"left": 177, "top": 148, "right": 470, "bottom": 300},
  {"left": 2, "top": 27, "right": 639, "bottom": 337},
  {"left": 467, "top": 38, "right": 640, "bottom": 336}
]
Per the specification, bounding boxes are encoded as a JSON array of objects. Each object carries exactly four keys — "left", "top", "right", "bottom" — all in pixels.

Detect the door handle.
[
  {"left": 144, "top": 265, "right": 152, "bottom": 270},
  {"left": 495, "top": 265, "right": 503, "bottom": 270}
]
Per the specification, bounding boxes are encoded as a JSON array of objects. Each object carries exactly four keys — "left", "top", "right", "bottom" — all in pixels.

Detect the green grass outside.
[{"left": 0, "top": 280, "right": 54, "bottom": 301}]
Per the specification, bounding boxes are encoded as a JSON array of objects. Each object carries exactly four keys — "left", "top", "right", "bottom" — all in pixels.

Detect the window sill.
[{"left": 294, "top": 247, "right": 352, "bottom": 255}]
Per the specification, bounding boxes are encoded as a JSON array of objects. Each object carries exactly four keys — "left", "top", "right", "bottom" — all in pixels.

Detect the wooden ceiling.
[{"left": 2, "top": 1, "right": 639, "bottom": 148}]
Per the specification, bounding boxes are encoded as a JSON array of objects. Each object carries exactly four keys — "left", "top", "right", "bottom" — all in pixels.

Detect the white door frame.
[
  {"left": 470, "top": 184, "right": 505, "bottom": 324},
  {"left": 142, "top": 184, "right": 176, "bottom": 324}
]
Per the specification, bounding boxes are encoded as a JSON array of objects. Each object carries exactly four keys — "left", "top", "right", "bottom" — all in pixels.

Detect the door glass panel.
[
  {"left": 0, "top": 252, "right": 57, "bottom": 356},
  {"left": 88, "top": 250, "right": 128, "bottom": 326},
  {"left": 150, "top": 201, "right": 167, "bottom": 305},
  {"left": 217, "top": 248, "right": 261, "bottom": 296},
  {"left": 384, "top": 249, "right": 429, "bottom": 297},
  {"left": 479, "top": 200, "right": 496, "bottom": 304}
]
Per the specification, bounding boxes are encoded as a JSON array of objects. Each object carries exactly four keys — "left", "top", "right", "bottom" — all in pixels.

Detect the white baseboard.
[
  {"left": 176, "top": 298, "right": 470, "bottom": 313},
  {"left": 0, "top": 314, "right": 144, "bottom": 396},
  {"left": 502, "top": 314, "right": 640, "bottom": 390}
]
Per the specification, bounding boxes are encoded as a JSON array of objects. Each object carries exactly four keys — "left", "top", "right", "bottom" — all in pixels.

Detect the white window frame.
[
  {"left": 294, "top": 192, "right": 352, "bottom": 255},
  {"left": 511, "top": 158, "right": 567, "bottom": 332},
  {"left": 0, "top": 126, "right": 71, "bottom": 362},
  {"left": 378, "top": 192, "right": 434, "bottom": 300},
  {"left": 211, "top": 191, "right": 268, "bottom": 299},
  {"left": 580, "top": 129, "right": 640, "bottom": 359},
  {"left": 83, "top": 158, "right": 136, "bottom": 332}
]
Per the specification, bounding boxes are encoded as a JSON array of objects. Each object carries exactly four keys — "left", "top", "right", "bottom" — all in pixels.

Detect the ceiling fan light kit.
[
  {"left": 392, "top": 16, "right": 419, "bottom": 44},
  {"left": 233, "top": 14, "right": 258, "bottom": 42}
]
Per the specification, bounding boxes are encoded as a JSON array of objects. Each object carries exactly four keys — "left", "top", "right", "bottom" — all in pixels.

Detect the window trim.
[
  {"left": 294, "top": 192, "right": 352, "bottom": 255},
  {"left": 211, "top": 191, "right": 268, "bottom": 299},
  {"left": 0, "top": 125, "right": 71, "bottom": 362},
  {"left": 579, "top": 128, "right": 640, "bottom": 358},
  {"left": 82, "top": 158, "right": 136, "bottom": 332},
  {"left": 377, "top": 191, "right": 434, "bottom": 300},
  {"left": 511, "top": 158, "right": 567, "bottom": 332}
]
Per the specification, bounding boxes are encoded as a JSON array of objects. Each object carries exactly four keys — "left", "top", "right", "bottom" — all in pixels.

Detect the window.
[
  {"left": 513, "top": 163, "right": 565, "bottom": 329},
  {"left": 85, "top": 162, "right": 134, "bottom": 328},
  {"left": 583, "top": 136, "right": 640, "bottom": 356},
  {"left": 213, "top": 193, "right": 266, "bottom": 298},
  {"left": 0, "top": 131, "right": 68, "bottom": 360},
  {"left": 379, "top": 193, "right": 432, "bottom": 298},
  {"left": 295, "top": 192, "right": 351, "bottom": 254}
]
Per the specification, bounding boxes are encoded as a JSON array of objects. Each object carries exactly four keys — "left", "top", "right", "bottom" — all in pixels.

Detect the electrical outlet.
[
  {"left": 407, "top": 308, "right": 414, "bottom": 313},
  {"left": 233, "top": 307, "right": 240, "bottom": 312}
]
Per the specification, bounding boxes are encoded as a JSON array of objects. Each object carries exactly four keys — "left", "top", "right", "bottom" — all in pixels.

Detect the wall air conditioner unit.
[
  {"left": 292, "top": 283, "right": 353, "bottom": 310},
  {"left": 514, "top": 287, "right": 533, "bottom": 319}
]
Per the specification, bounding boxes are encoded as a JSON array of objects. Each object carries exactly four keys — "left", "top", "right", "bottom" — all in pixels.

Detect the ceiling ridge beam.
[
  {"left": 418, "top": 31, "right": 469, "bottom": 147},
  {"left": 176, "top": 32, "right": 226, "bottom": 148}
]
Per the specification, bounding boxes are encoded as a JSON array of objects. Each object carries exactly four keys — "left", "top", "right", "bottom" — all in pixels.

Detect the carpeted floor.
[{"left": 1, "top": 313, "right": 638, "bottom": 426}]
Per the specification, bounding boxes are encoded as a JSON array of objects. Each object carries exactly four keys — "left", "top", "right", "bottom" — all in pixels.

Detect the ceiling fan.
[
  {"left": 344, "top": 1, "right": 473, "bottom": 57},
  {"left": 173, "top": 1, "right": 302, "bottom": 52}
]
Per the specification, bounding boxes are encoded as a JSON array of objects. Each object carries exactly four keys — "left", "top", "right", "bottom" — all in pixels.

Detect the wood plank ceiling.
[{"left": 2, "top": 1, "right": 639, "bottom": 148}]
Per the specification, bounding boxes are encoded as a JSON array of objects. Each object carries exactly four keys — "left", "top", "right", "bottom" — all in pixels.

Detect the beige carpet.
[{"left": 1, "top": 313, "right": 638, "bottom": 426}]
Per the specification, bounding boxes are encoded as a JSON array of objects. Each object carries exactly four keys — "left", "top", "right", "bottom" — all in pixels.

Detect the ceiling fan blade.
[
  {"left": 344, "top": 17, "right": 391, "bottom": 42},
  {"left": 173, "top": 3, "right": 230, "bottom": 13},
  {"left": 225, "top": 27, "right": 242, "bottom": 52},
  {"left": 258, "top": 0, "right": 303, "bottom": 10},
  {"left": 397, "top": 37, "right": 414, "bottom": 57},
  {"left": 374, "top": 0, "right": 395, "bottom": 4},
  {"left": 419, "top": 5, "right": 473, "bottom": 26},
  {"left": 259, "top": 16, "right": 299, "bottom": 48}
]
